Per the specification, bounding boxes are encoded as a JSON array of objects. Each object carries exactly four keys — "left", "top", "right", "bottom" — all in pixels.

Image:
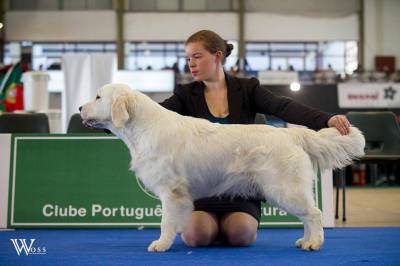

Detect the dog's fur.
[{"left": 80, "top": 83, "right": 365, "bottom": 252}]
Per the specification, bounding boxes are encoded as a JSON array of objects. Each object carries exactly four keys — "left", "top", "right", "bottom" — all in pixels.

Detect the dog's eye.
[{"left": 96, "top": 95, "right": 101, "bottom": 100}]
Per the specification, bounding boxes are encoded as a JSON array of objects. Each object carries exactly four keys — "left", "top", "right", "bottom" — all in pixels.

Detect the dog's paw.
[
  {"left": 147, "top": 240, "right": 170, "bottom": 252},
  {"left": 297, "top": 240, "right": 323, "bottom": 251},
  {"left": 295, "top": 238, "right": 306, "bottom": 248}
]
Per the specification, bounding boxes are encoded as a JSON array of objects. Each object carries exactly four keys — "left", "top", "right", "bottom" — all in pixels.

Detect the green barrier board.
[{"left": 7, "top": 135, "right": 322, "bottom": 228}]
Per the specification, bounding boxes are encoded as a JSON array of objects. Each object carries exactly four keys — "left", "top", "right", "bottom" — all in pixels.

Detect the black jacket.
[{"left": 160, "top": 74, "right": 332, "bottom": 130}]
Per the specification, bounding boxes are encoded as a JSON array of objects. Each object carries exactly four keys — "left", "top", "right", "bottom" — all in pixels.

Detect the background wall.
[
  {"left": 4, "top": 0, "right": 400, "bottom": 71},
  {"left": 123, "top": 13, "right": 238, "bottom": 41},
  {"left": 245, "top": 13, "right": 357, "bottom": 41},
  {"left": 364, "top": 0, "right": 400, "bottom": 70},
  {"left": 5, "top": 11, "right": 116, "bottom": 41},
  {"left": 5, "top": 11, "right": 357, "bottom": 42}
]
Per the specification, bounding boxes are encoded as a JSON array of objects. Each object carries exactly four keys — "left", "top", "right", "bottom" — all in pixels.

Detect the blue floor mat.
[{"left": 1, "top": 228, "right": 400, "bottom": 266}]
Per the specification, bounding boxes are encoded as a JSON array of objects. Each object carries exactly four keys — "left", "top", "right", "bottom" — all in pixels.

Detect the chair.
[
  {"left": 335, "top": 111, "right": 400, "bottom": 221},
  {"left": 67, "top": 113, "right": 105, "bottom": 133},
  {"left": 0, "top": 113, "right": 50, "bottom": 133},
  {"left": 347, "top": 111, "right": 400, "bottom": 160}
]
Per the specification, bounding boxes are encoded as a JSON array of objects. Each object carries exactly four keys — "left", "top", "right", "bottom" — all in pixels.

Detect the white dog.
[{"left": 80, "top": 83, "right": 365, "bottom": 252}]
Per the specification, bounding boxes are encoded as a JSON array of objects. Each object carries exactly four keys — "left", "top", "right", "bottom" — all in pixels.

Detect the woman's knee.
[
  {"left": 181, "top": 227, "right": 215, "bottom": 247},
  {"left": 181, "top": 211, "right": 218, "bottom": 247},
  {"left": 223, "top": 224, "right": 257, "bottom": 246},
  {"left": 221, "top": 213, "right": 258, "bottom": 246}
]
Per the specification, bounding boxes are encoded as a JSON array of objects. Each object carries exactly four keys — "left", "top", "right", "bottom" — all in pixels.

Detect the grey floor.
[{"left": 334, "top": 187, "right": 400, "bottom": 227}]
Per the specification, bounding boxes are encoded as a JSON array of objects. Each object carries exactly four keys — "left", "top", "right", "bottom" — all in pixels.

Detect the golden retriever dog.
[{"left": 80, "top": 83, "right": 365, "bottom": 252}]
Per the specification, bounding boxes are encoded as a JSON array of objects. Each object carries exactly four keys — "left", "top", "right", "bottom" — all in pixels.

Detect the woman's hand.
[{"left": 327, "top": 115, "right": 351, "bottom": 135}]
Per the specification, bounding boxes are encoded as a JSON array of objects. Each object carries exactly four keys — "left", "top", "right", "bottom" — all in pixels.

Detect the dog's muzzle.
[
  {"left": 82, "top": 119, "right": 112, "bottom": 134},
  {"left": 82, "top": 119, "right": 103, "bottom": 129}
]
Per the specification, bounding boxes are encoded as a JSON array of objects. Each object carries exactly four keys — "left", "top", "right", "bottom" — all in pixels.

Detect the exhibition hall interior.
[{"left": 0, "top": 1, "right": 399, "bottom": 265}]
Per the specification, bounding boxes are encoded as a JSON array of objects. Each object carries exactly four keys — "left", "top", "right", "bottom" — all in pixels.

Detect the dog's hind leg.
[
  {"left": 295, "top": 206, "right": 323, "bottom": 251},
  {"left": 147, "top": 187, "right": 193, "bottom": 252},
  {"left": 262, "top": 182, "right": 324, "bottom": 251}
]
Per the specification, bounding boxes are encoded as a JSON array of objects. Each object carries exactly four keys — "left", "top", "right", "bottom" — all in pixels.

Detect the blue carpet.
[{"left": 1, "top": 228, "right": 399, "bottom": 266}]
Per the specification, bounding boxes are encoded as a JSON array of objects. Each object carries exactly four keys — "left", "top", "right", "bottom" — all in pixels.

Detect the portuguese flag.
[{"left": 0, "top": 62, "right": 24, "bottom": 112}]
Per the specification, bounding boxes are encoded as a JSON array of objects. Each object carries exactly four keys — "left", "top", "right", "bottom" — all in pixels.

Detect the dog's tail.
[{"left": 289, "top": 127, "right": 365, "bottom": 170}]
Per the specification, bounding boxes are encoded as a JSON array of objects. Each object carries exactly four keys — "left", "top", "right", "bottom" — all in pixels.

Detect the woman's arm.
[
  {"left": 249, "top": 78, "right": 333, "bottom": 130},
  {"left": 159, "top": 85, "right": 185, "bottom": 114}
]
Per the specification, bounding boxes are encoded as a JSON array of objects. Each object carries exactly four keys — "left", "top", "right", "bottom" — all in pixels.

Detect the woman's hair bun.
[{"left": 225, "top": 42, "right": 234, "bottom": 58}]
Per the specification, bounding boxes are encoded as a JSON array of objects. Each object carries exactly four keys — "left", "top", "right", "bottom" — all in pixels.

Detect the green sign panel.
[{"left": 8, "top": 135, "right": 322, "bottom": 228}]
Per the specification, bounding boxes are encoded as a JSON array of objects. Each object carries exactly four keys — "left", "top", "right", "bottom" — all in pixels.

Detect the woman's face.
[{"left": 185, "top": 42, "right": 219, "bottom": 81}]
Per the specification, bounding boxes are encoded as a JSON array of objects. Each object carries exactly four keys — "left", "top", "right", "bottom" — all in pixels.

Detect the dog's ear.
[{"left": 111, "top": 95, "right": 131, "bottom": 128}]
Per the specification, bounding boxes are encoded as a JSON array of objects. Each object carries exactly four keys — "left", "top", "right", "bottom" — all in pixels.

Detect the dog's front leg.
[{"left": 148, "top": 189, "right": 193, "bottom": 252}]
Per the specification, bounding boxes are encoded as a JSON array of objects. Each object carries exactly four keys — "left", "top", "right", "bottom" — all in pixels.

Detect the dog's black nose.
[{"left": 79, "top": 106, "right": 82, "bottom": 112}]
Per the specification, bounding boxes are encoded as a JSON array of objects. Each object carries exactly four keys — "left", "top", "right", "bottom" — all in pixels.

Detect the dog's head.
[{"left": 80, "top": 83, "right": 135, "bottom": 130}]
